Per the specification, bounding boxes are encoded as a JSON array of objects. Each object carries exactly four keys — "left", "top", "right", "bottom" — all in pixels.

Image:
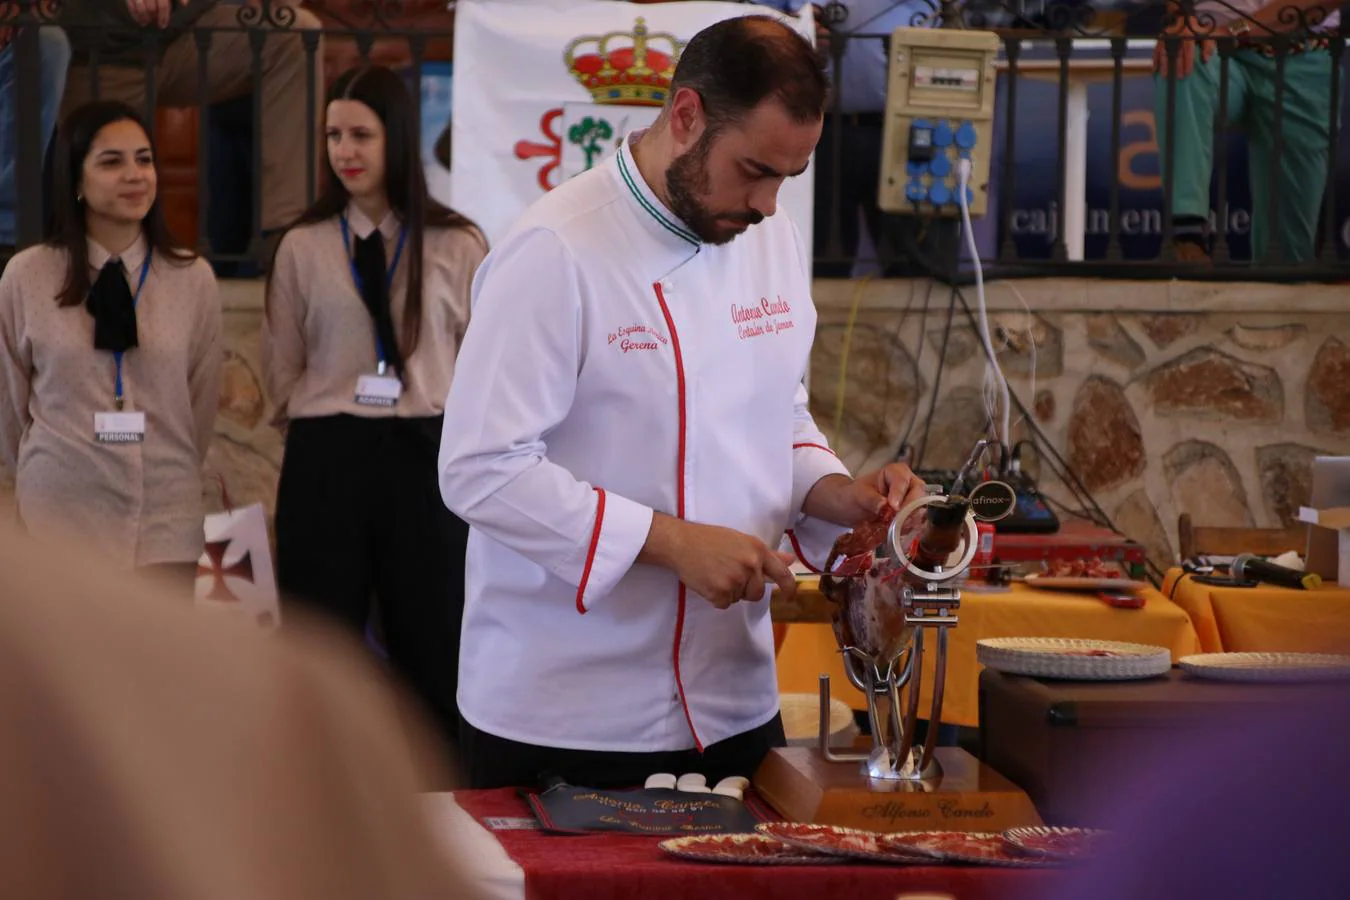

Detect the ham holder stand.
[{"left": 754, "top": 440, "right": 1043, "bottom": 832}]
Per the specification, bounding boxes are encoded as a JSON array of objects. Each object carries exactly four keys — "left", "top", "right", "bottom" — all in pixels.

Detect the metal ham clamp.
[{"left": 817, "top": 439, "right": 1014, "bottom": 783}]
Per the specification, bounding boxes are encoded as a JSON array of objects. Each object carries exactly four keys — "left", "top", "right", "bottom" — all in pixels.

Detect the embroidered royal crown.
[{"left": 564, "top": 18, "right": 685, "bottom": 107}]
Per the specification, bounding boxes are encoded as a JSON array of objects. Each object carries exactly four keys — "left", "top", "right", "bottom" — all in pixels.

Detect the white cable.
[
  {"left": 983, "top": 317, "right": 1016, "bottom": 431},
  {"left": 986, "top": 368, "right": 1001, "bottom": 433},
  {"left": 1002, "top": 282, "right": 1037, "bottom": 430},
  {"left": 957, "top": 158, "right": 1011, "bottom": 451}
]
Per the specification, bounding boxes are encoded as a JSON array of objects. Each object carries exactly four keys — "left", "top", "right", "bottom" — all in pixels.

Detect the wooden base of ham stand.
[{"left": 753, "top": 746, "right": 1043, "bottom": 833}]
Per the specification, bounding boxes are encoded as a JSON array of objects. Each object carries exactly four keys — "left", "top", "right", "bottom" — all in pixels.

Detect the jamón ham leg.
[
  {"left": 828, "top": 504, "right": 896, "bottom": 562},
  {"left": 819, "top": 506, "right": 913, "bottom": 662},
  {"left": 819, "top": 499, "right": 970, "bottom": 663}
]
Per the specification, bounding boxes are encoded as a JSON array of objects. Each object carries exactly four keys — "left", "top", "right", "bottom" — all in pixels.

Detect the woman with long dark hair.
[
  {"left": 263, "top": 65, "right": 486, "bottom": 748},
  {"left": 0, "top": 100, "right": 221, "bottom": 588}
]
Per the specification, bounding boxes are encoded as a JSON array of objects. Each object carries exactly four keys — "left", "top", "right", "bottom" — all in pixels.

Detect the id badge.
[
  {"left": 94, "top": 411, "right": 146, "bottom": 444},
  {"left": 355, "top": 374, "right": 402, "bottom": 407}
]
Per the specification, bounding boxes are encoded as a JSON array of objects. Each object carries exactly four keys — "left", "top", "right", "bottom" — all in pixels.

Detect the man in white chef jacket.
[{"left": 439, "top": 15, "right": 926, "bottom": 789}]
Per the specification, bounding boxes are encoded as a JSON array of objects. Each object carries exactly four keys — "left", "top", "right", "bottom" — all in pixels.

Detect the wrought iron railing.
[{"left": 2, "top": 0, "right": 1348, "bottom": 280}]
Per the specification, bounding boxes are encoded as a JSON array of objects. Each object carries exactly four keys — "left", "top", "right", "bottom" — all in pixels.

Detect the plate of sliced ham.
[
  {"left": 882, "top": 831, "right": 1053, "bottom": 867},
  {"left": 658, "top": 833, "right": 836, "bottom": 865},
  {"left": 1024, "top": 557, "right": 1148, "bottom": 592},
  {"left": 755, "top": 822, "right": 931, "bottom": 864},
  {"left": 1001, "top": 826, "right": 1106, "bottom": 861}
]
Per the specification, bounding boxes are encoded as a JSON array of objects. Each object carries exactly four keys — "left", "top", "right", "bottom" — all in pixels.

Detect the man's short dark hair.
[{"left": 669, "top": 15, "right": 829, "bottom": 133}]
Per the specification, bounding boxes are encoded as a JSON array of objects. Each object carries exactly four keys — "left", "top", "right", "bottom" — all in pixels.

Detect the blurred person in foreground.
[
  {"left": 0, "top": 515, "right": 482, "bottom": 899},
  {"left": 1030, "top": 679, "right": 1350, "bottom": 900}
]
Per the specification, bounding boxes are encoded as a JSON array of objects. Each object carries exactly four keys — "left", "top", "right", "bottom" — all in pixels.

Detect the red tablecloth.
[{"left": 454, "top": 789, "right": 1058, "bottom": 900}]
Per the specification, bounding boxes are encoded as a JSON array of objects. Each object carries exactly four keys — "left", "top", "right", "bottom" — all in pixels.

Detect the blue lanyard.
[
  {"left": 112, "top": 253, "right": 152, "bottom": 411},
  {"left": 340, "top": 215, "right": 408, "bottom": 376}
]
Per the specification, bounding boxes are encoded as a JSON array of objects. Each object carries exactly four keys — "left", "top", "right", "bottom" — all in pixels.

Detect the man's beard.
[{"left": 665, "top": 131, "right": 764, "bottom": 245}]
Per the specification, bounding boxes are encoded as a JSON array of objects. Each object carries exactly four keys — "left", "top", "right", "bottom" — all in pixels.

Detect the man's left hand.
[{"left": 803, "top": 464, "right": 929, "bottom": 528}]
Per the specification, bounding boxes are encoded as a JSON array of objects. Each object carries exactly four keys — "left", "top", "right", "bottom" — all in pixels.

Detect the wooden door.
[{"left": 155, "top": 107, "right": 200, "bottom": 250}]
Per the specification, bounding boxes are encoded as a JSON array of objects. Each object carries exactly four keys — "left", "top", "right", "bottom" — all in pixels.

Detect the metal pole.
[
  {"left": 939, "top": 0, "right": 961, "bottom": 29},
  {"left": 12, "top": 17, "right": 44, "bottom": 247}
]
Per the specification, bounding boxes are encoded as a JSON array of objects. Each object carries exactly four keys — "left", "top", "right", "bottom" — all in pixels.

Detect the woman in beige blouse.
[
  {"left": 0, "top": 100, "right": 222, "bottom": 587},
  {"left": 263, "top": 65, "right": 486, "bottom": 752}
]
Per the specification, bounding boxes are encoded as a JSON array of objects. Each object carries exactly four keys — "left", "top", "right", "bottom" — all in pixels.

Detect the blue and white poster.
[{"left": 420, "top": 61, "right": 454, "bottom": 207}]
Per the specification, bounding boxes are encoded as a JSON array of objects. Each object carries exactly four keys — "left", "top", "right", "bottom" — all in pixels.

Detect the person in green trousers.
[{"left": 1154, "top": 1, "right": 1337, "bottom": 263}]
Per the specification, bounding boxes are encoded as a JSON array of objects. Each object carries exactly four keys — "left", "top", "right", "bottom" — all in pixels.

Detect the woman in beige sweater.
[
  {"left": 262, "top": 66, "right": 486, "bottom": 751},
  {"left": 0, "top": 100, "right": 222, "bottom": 588}
]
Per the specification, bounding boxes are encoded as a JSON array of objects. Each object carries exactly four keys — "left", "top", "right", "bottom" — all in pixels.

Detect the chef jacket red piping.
[
  {"left": 575, "top": 487, "right": 606, "bottom": 614},
  {"left": 653, "top": 282, "right": 703, "bottom": 752},
  {"left": 793, "top": 441, "right": 837, "bottom": 457},
  {"left": 786, "top": 529, "right": 823, "bottom": 574}
]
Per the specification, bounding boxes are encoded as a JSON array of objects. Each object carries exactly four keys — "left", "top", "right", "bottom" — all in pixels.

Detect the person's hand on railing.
[
  {"left": 811, "top": 4, "right": 831, "bottom": 62},
  {"left": 1245, "top": 0, "right": 1332, "bottom": 36},
  {"left": 124, "top": 0, "right": 184, "bottom": 29},
  {"left": 1152, "top": 16, "right": 1215, "bottom": 80}
]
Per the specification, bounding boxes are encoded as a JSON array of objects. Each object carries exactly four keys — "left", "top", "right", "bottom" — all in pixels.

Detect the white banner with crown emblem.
[{"left": 448, "top": 0, "right": 816, "bottom": 248}]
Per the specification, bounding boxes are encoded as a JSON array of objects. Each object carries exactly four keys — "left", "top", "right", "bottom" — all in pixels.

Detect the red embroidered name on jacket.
[{"left": 731, "top": 295, "right": 795, "bottom": 341}]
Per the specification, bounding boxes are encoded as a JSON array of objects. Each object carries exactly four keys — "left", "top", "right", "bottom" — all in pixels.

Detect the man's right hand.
[
  {"left": 640, "top": 514, "right": 797, "bottom": 610},
  {"left": 1154, "top": 18, "right": 1215, "bottom": 79},
  {"left": 125, "top": 0, "right": 179, "bottom": 29}
]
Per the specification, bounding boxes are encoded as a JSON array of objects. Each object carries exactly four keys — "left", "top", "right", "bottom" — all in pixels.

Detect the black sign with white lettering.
[
  {"left": 968, "top": 480, "right": 1016, "bottom": 522},
  {"left": 526, "top": 786, "right": 763, "bottom": 835}
]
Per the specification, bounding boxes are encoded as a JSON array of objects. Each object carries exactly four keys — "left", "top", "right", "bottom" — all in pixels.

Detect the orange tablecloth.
[
  {"left": 775, "top": 580, "right": 1203, "bottom": 728},
  {"left": 1162, "top": 568, "right": 1350, "bottom": 654}
]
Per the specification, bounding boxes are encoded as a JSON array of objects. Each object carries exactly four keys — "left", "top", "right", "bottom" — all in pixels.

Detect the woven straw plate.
[
  {"left": 976, "top": 637, "right": 1172, "bottom": 680},
  {"left": 1179, "top": 652, "right": 1350, "bottom": 683}
]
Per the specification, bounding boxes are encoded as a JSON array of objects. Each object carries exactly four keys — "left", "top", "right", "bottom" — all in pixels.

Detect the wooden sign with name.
[{"left": 753, "top": 746, "right": 1043, "bottom": 833}]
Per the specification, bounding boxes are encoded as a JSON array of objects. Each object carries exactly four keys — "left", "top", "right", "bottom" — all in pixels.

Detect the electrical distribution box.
[{"left": 878, "top": 28, "right": 999, "bottom": 217}]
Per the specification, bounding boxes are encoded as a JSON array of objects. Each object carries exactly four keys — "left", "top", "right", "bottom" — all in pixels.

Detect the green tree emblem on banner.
[{"left": 568, "top": 116, "right": 615, "bottom": 170}]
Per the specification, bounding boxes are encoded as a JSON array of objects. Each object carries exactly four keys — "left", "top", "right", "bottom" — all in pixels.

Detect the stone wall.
[
  {"left": 810, "top": 278, "right": 1350, "bottom": 570},
  {"left": 207, "top": 282, "right": 286, "bottom": 515},
  {"left": 3, "top": 277, "right": 1348, "bottom": 575}
]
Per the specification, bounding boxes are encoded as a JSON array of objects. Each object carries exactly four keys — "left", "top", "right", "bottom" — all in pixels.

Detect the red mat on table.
[{"left": 454, "top": 788, "right": 1057, "bottom": 900}]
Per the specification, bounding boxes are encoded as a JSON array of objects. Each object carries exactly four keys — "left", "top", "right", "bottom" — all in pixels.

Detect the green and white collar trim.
[{"left": 613, "top": 136, "right": 700, "bottom": 249}]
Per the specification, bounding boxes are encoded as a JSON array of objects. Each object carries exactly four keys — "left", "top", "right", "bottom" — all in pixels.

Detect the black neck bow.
[{"left": 86, "top": 258, "right": 139, "bottom": 353}]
